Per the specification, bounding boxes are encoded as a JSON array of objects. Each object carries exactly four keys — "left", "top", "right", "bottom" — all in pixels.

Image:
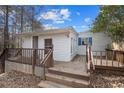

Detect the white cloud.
[
  {"left": 60, "top": 9, "right": 71, "bottom": 20},
  {"left": 81, "top": 25, "right": 90, "bottom": 31},
  {"left": 73, "top": 25, "right": 76, "bottom": 29},
  {"left": 55, "top": 20, "right": 64, "bottom": 24},
  {"left": 41, "top": 11, "right": 60, "bottom": 21},
  {"left": 43, "top": 24, "right": 58, "bottom": 30},
  {"left": 84, "top": 18, "right": 91, "bottom": 22},
  {"left": 38, "top": 8, "right": 71, "bottom": 24},
  {"left": 73, "top": 25, "right": 87, "bottom": 29},
  {"left": 76, "top": 12, "right": 80, "bottom": 16}
]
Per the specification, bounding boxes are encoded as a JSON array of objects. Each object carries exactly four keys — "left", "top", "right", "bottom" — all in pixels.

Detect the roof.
[
  {"left": 18, "top": 27, "right": 78, "bottom": 37},
  {"left": 78, "top": 30, "right": 104, "bottom": 35}
]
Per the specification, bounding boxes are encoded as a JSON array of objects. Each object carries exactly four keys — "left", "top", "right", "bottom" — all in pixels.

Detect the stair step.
[
  {"left": 46, "top": 73, "right": 89, "bottom": 88},
  {"left": 38, "top": 80, "right": 71, "bottom": 88},
  {"left": 48, "top": 68, "right": 90, "bottom": 81}
]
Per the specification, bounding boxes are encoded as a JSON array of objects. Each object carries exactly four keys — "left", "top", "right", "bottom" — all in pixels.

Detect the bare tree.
[{"left": 0, "top": 5, "right": 43, "bottom": 50}]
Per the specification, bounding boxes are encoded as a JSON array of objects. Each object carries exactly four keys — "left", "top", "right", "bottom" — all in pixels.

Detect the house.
[
  {"left": 19, "top": 27, "right": 112, "bottom": 62},
  {"left": 20, "top": 27, "right": 78, "bottom": 62},
  {"left": 4, "top": 27, "right": 122, "bottom": 88},
  {"left": 77, "top": 31, "right": 112, "bottom": 55}
]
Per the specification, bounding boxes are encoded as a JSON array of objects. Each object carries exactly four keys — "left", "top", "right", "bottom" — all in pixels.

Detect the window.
[
  {"left": 78, "top": 37, "right": 82, "bottom": 45},
  {"left": 89, "top": 37, "right": 92, "bottom": 45},
  {"left": 78, "top": 37, "right": 92, "bottom": 45}
]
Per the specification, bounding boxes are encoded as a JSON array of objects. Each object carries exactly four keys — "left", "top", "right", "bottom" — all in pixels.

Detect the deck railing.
[
  {"left": 92, "top": 49, "right": 124, "bottom": 70},
  {"left": 7, "top": 48, "right": 53, "bottom": 76},
  {"left": 7, "top": 48, "right": 46, "bottom": 66},
  {"left": 86, "top": 45, "right": 95, "bottom": 72},
  {"left": 41, "top": 49, "right": 53, "bottom": 80}
]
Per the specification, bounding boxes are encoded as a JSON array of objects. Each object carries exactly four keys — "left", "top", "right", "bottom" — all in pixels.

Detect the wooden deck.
[
  {"left": 92, "top": 50, "right": 124, "bottom": 70},
  {"left": 50, "top": 54, "right": 124, "bottom": 75},
  {"left": 50, "top": 55, "right": 89, "bottom": 76},
  {"left": 38, "top": 55, "right": 90, "bottom": 88}
]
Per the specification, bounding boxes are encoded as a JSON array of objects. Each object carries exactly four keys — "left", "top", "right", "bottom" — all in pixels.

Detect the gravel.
[
  {"left": 90, "top": 70, "right": 124, "bottom": 88},
  {"left": 0, "top": 70, "right": 124, "bottom": 88},
  {"left": 0, "top": 70, "right": 41, "bottom": 88}
]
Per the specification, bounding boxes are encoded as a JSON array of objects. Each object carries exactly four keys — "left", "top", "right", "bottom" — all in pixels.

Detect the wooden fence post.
[
  {"left": 50, "top": 50, "right": 53, "bottom": 67},
  {"left": 32, "top": 49, "right": 36, "bottom": 75},
  {"left": 86, "top": 45, "right": 88, "bottom": 63}
]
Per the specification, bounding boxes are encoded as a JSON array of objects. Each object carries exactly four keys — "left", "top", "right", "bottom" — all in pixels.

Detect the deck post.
[
  {"left": 100, "top": 51, "right": 102, "bottom": 65},
  {"left": 86, "top": 45, "right": 88, "bottom": 63},
  {"left": 32, "top": 49, "right": 36, "bottom": 75},
  {"left": 50, "top": 49, "right": 53, "bottom": 67},
  {"left": 123, "top": 52, "right": 124, "bottom": 65}
]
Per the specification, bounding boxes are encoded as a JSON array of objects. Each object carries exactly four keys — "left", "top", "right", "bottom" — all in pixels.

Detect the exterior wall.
[
  {"left": 38, "top": 33, "right": 71, "bottom": 62},
  {"left": 69, "top": 32, "right": 78, "bottom": 60},
  {"left": 78, "top": 32, "right": 112, "bottom": 55},
  {"left": 22, "top": 33, "right": 71, "bottom": 62},
  {"left": 21, "top": 30, "right": 112, "bottom": 61},
  {"left": 22, "top": 36, "right": 32, "bottom": 48},
  {"left": 5, "top": 60, "right": 43, "bottom": 77}
]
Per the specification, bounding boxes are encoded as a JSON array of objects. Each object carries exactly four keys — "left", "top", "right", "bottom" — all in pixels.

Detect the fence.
[
  {"left": 6, "top": 48, "right": 53, "bottom": 76},
  {"left": 92, "top": 49, "right": 124, "bottom": 70}
]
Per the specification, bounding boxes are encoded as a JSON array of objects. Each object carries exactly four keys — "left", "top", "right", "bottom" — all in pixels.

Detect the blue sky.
[{"left": 37, "top": 5, "right": 100, "bottom": 32}]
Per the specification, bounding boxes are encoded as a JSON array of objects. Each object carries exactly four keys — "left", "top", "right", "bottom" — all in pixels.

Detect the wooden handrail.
[
  {"left": 86, "top": 45, "right": 95, "bottom": 72},
  {"left": 40, "top": 49, "right": 53, "bottom": 80},
  {"left": 106, "top": 49, "right": 124, "bottom": 54},
  {"left": 92, "top": 50, "right": 124, "bottom": 69},
  {"left": 14, "top": 48, "right": 22, "bottom": 57},
  {"left": 8, "top": 48, "right": 49, "bottom": 51},
  {"left": 40, "top": 49, "right": 52, "bottom": 65}
]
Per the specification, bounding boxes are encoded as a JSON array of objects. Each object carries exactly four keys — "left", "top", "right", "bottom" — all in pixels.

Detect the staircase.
[{"left": 38, "top": 67, "right": 90, "bottom": 88}]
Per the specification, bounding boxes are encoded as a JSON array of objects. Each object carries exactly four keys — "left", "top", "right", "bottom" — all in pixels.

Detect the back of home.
[{"left": 20, "top": 27, "right": 112, "bottom": 62}]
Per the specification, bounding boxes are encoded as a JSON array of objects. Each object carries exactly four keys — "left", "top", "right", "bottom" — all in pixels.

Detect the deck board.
[{"left": 52, "top": 55, "right": 89, "bottom": 76}]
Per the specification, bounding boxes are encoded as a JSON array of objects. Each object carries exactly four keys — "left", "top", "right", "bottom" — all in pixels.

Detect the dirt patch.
[
  {"left": 90, "top": 70, "right": 124, "bottom": 88},
  {"left": 0, "top": 70, "right": 41, "bottom": 88}
]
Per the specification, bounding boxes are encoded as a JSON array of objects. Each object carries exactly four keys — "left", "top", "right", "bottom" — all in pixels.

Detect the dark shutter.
[{"left": 89, "top": 37, "right": 92, "bottom": 45}]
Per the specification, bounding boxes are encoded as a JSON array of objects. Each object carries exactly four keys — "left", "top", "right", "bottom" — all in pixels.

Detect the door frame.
[{"left": 44, "top": 38, "right": 53, "bottom": 54}]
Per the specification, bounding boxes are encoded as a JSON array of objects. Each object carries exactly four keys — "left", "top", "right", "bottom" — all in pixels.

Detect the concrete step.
[
  {"left": 48, "top": 68, "right": 90, "bottom": 81},
  {"left": 46, "top": 73, "right": 89, "bottom": 88},
  {"left": 38, "top": 80, "right": 71, "bottom": 88}
]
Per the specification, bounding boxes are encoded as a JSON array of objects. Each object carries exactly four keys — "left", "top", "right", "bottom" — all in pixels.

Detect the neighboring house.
[
  {"left": 77, "top": 31, "right": 112, "bottom": 55},
  {"left": 19, "top": 27, "right": 112, "bottom": 62}
]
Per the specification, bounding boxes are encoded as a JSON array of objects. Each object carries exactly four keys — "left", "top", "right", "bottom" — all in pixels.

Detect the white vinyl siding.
[
  {"left": 22, "top": 36, "right": 32, "bottom": 48},
  {"left": 38, "top": 33, "right": 70, "bottom": 62},
  {"left": 69, "top": 32, "right": 78, "bottom": 60},
  {"left": 77, "top": 32, "right": 112, "bottom": 55},
  {"left": 22, "top": 30, "right": 111, "bottom": 62}
]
